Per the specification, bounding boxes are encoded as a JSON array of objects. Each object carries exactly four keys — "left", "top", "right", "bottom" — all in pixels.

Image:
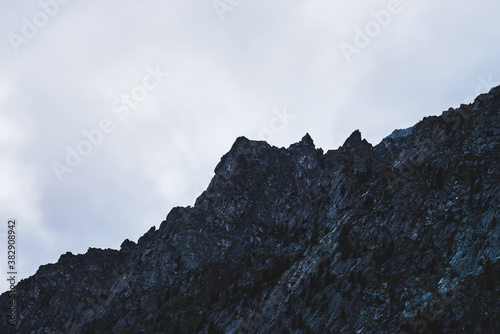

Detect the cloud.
[{"left": 1, "top": 0, "right": 499, "bottom": 292}]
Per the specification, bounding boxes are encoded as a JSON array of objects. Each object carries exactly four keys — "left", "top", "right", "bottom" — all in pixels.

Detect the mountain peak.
[
  {"left": 299, "top": 133, "right": 315, "bottom": 147},
  {"left": 3, "top": 86, "right": 499, "bottom": 333},
  {"left": 341, "top": 129, "right": 372, "bottom": 153},
  {"left": 343, "top": 129, "right": 361, "bottom": 147}
]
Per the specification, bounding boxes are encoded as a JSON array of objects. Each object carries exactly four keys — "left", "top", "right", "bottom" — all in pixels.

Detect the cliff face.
[{"left": 1, "top": 87, "right": 499, "bottom": 333}]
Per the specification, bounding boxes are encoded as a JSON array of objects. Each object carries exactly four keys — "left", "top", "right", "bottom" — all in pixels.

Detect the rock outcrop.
[{"left": 1, "top": 86, "right": 499, "bottom": 333}]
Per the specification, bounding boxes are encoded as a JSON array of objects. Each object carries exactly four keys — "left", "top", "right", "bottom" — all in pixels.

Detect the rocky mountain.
[{"left": 1, "top": 86, "right": 499, "bottom": 333}]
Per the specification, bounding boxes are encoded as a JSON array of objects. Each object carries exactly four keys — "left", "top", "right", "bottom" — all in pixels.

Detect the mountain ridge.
[{"left": 1, "top": 86, "right": 499, "bottom": 333}]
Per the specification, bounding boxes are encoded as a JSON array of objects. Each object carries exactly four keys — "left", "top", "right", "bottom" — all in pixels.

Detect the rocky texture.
[{"left": 1, "top": 87, "right": 499, "bottom": 333}]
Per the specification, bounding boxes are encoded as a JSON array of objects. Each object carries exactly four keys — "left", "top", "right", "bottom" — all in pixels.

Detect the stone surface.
[{"left": 1, "top": 87, "right": 499, "bottom": 333}]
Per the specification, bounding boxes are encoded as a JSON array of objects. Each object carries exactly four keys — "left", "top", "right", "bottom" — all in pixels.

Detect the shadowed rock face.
[{"left": 1, "top": 87, "right": 499, "bottom": 333}]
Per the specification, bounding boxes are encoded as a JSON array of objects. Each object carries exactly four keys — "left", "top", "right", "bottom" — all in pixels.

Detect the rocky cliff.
[{"left": 1, "top": 86, "right": 499, "bottom": 333}]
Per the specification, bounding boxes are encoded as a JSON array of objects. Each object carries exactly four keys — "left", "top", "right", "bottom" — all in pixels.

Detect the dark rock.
[{"left": 1, "top": 86, "right": 499, "bottom": 333}]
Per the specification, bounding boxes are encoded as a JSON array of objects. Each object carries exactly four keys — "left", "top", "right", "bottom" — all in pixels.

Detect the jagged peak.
[
  {"left": 229, "top": 136, "right": 252, "bottom": 153},
  {"left": 289, "top": 133, "right": 316, "bottom": 151},
  {"left": 227, "top": 136, "right": 272, "bottom": 156},
  {"left": 120, "top": 239, "right": 136, "bottom": 252},
  {"left": 4, "top": 85, "right": 499, "bottom": 333},
  {"left": 341, "top": 129, "right": 372, "bottom": 151},
  {"left": 214, "top": 136, "right": 271, "bottom": 176},
  {"left": 343, "top": 130, "right": 361, "bottom": 147},
  {"left": 299, "top": 133, "right": 315, "bottom": 147}
]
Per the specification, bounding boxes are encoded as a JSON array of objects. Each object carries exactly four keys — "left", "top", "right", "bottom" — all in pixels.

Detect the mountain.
[{"left": 1, "top": 86, "right": 499, "bottom": 333}]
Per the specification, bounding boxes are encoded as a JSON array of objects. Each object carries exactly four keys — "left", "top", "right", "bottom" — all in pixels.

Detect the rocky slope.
[{"left": 1, "top": 87, "right": 499, "bottom": 333}]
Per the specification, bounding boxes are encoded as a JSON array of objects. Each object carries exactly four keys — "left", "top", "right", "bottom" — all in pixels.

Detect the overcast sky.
[{"left": 1, "top": 0, "right": 499, "bottom": 292}]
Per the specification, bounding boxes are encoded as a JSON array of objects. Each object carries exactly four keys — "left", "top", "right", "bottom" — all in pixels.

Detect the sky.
[{"left": 0, "top": 0, "right": 499, "bottom": 292}]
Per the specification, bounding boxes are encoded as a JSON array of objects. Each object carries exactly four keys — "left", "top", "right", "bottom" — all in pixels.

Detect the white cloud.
[{"left": 0, "top": 0, "right": 499, "bottom": 292}]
